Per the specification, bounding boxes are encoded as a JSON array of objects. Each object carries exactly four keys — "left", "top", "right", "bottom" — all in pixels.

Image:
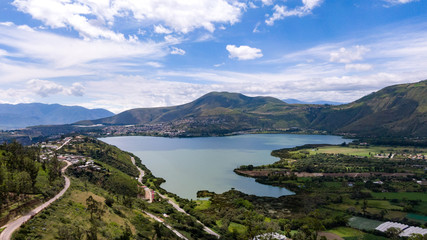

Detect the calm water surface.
[{"left": 100, "top": 134, "right": 349, "bottom": 199}]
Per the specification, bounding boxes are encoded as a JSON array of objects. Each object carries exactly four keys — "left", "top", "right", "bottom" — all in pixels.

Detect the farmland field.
[{"left": 348, "top": 216, "right": 382, "bottom": 231}]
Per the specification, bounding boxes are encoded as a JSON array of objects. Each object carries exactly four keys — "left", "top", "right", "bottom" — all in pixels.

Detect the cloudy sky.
[{"left": 0, "top": 0, "right": 426, "bottom": 113}]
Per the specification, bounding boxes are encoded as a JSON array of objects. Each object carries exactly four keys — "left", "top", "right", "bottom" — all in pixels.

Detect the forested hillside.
[{"left": 0, "top": 142, "right": 64, "bottom": 226}]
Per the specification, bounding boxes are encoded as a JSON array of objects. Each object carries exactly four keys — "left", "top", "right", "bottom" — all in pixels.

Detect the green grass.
[
  {"left": 194, "top": 200, "right": 211, "bottom": 211},
  {"left": 413, "top": 202, "right": 427, "bottom": 215},
  {"left": 326, "top": 227, "right": 364, "bottom": 238},
  {"left": 348, "top": 216, "right": 382, "bottom": 231},
  {"left": 311, "top": 145, "right": 427, "bottom": 157},
  {"left": 228, "top": 222, "right": 247, "bottom": 234},
  {"left": 323, "top": 182, "right": 342, "bottom": 188},
  {"left": 371, "top": 192, "right": 427, "bottom": 202},
  {"left": 367, "top": 200, "right": 403, "bottom": 210},
  {"left": 0, "top": 227, "right": 5, "bottom": 234}
]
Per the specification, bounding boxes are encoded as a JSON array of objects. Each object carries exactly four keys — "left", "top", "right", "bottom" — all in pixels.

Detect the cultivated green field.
[
  {"left": 310, "top": 145, "right": 427, "bottom": 157},
  {"left": 228, "top": 222, "right": 247, "bottom": 234},
  {"left": 348, "top": 216, "right": 382, "bottom": 231},
  {"left": 326, "top": 227, "right": 364, "bottom": 238}
]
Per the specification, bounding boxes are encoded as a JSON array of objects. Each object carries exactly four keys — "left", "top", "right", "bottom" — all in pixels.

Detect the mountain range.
[
  {"left": 78, "top": 80, "right": 427, "bottom": 137},
  {"left": 0, "top": 103, "right": 114, "bottom": 130}
]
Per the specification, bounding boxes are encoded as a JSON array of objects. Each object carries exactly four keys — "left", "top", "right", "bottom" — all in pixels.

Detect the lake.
[{"left": 100, "top": 134, "right": 349, "bottom": 199}]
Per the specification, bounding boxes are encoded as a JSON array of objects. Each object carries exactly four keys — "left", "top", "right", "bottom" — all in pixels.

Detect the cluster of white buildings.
[{"left": 376, "top": 221, "right": 427, "bottom": 237}]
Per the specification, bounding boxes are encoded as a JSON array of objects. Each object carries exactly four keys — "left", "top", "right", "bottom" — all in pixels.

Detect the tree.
[
  {"left": 116, "top": 223, "right": 132, "bottom": 240},
  {"left": 16, "top": 171, "right": 32, "bottom": 202},
  {"left": 86, "top": 196, "right": 105, "bottom": 221},
  {"left": 408, "top": 233, "right": 427, "bottom": 240},
  {"left": 86, "top": 224, "right": 98, "bottom": 240},
  {"left": 362, "top": 200, "right": 368, "bottom": 215},
  {"left": 385, "top": 227, "right": 401, "bottom": 240},
  {"left": 48, "top": 153, "right": 61, "bottom": 183}
]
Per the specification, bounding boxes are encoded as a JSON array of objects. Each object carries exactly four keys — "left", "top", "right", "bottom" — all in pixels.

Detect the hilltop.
[{"left": 78, "top": 91, "right": 320, "bottom": 133}]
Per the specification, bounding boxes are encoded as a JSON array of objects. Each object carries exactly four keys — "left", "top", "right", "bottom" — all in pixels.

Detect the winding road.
[
  {"left": 0, "top": 161, "right": 72, "bottom": 240},
  {"left": 131, "top": 157, "right": 220, "bottom": 239},
  {"left": 131, "top": 157, "right": 189, "bottom": 240}
]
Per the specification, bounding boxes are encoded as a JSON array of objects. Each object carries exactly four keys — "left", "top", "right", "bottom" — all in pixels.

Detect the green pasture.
[{"left": 348, "top": 216, "right": 382, "bottom": 231}]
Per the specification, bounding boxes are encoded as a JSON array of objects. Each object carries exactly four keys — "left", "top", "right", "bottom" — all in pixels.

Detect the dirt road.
[{"left": 0, "top": 161, "right": 71, "bottom": 240}]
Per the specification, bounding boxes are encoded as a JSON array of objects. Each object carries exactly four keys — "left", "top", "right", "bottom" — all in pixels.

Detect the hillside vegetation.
[
  {"left": 78, "top": 92, "right": 324, "bottom": 133},
  {"left": 77, "top": 80, "right": 427, "bottom": 138},
  {"left": 311, "top": 80, "right": 427, "bottom": 137}
]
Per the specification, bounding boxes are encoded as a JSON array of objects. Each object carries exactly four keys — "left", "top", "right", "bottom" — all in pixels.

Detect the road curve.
[
  {"left": 0, "top": 161, "right": 72, "bottom": 240},
  {"left": 131, "top": 157, "right": 220, "bottom": 239},
  {"left": 131, "top": 157, "right": 188, "bottom": 239}
]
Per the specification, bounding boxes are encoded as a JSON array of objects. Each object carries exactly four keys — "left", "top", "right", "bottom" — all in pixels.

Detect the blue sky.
[{"left": 0, "top": 0, "right": 426, "bottom": 113}]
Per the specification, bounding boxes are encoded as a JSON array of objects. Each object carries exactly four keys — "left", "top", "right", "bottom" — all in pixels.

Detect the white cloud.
[
  {"left": 164, "top": 35, "right": 182, "bottom": 44},
  {"left": 329, "top": 45, "right": 370, "bottom": 63},
  {"left": 27, "top": 79, "right": 84, "bottom": 97},
  {"left": 13, "top": 0, "right": 125, "bottom": 41},
  {"left": 261, "top": 0, "right": 274, "bottom": 6},
  {"left": 226, "top": 45, "right": 263, "bottom": 60},
  {"left": 248, "top": 2, "right": 258, "bottom": 8},
  {"left": 0, "top": 23, "right": 166, "bottom": 83},
  {"left": 253, "top": 22, "right": 261, "bottom": 33},
  {"left": 383, "top": 0, "right": 418, "bottom": 4},
  {"left": 266, "top": 0, "right": 322, "bottom": 25},
  {"left": 146, "top": 62, "right": 164, "bottom": 68},
  {"left": 154, "top": 25, "right": 172, "bottom": 34},
  {"left": 345, "top": 64, "right": 373, "bottom": 71},
  {"left": 170, "top": 47, "right": 186, "bottom": 55},
  {"left": 196, "top": 34, "right": 215, "bottom": 42},
  {"left": 0, "top": 22, "right": 14, "bottom": 26},
  {"left": 28, "top": 79, "right": 64, "bottom": 97},
  {"left": 67, "top": 82, "right": 85, "bottom": 96},
  {"left": 12, "top": 0, "right": 245, "bottom": 40}
]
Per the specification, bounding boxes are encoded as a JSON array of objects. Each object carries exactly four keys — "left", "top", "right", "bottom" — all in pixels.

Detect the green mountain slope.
[
  {"left": 73, "top": 80, "right": 427, "bottom": 137},
  {"left": 311, "top": 80, "right": 427, "bottom": 137},
  {"left": 78, "top": 92, "right": 320, "bottom": 131}
]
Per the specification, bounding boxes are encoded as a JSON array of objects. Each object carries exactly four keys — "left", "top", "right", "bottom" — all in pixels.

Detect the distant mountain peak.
[{"left": 0, "top": 103, "right": 114, "bottom": 130}]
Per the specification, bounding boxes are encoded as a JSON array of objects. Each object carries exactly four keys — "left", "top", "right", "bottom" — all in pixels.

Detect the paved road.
[
  {"left": 131, "top": 157, "right": 188, "bottom": 239},
  {"left": 131, "top": 157, "right": 220, "bottom": 239},
  {"left": 0, "top": 161, "right": 72, "bottom": 240},
  {"left": 131, "top": 157, "right": 145, "bottom": 183},
  {"left": 57, "top": 138, "right": 72, "bottom": 150}
]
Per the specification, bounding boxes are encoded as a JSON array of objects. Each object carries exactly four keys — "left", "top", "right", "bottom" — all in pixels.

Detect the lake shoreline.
[{"left": 100, "top": 134, "right": 350, "bottom": 199}]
